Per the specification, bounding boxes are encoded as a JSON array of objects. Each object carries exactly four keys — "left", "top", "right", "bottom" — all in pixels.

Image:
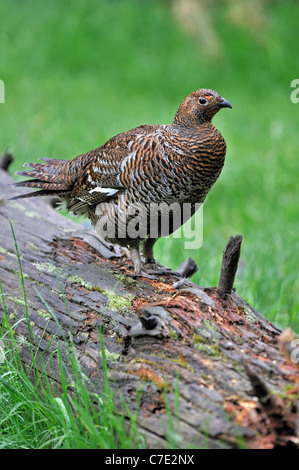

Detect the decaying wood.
[{"left": 0, "top": 163, "right": 298, "bottom": 449}]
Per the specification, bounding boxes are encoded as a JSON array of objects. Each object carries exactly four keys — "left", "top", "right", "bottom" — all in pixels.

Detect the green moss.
[
  {"left": 92, "top": 286, "right": 105, "bottom": 293},
  {"left": 37, "top": 309, "right": 51, "bottom": 319},
  {"left": 103, "top": 290, "right": 134, "bottom": 312},
  {"left": 79, "top": 332, "right": 89, "bottom": 340},
  {"left": 193, "top": 333, "right": 205, "bottom": 345},
  {"left": 197, "top": 342, "right": 221, "bottom": 357},
  {"left": 203, "top": 319, "right": 216, "bottom": 332},
  {"left": 6, "top": 296, "right": 26, "bottom": 307},
  {"left": 170, "top": 330, "right": 179, "bottom": 340},
  {"left": 68, "top": 275, "right": 94, "bottom": 290},
  {"left": 193, "top": 333, "right": 221, "bottom": 357},
  {"left": 243, "top": 306, "right": 258, "bottom": 324},
  {"left": 171, "top": 357, "right": 194, "bottom": 372},
  {"left": 101, "top": 349, "right": 121, "bottom": 362},
  {"left": 22, "top": 274, "right": 45, "bottom": 288},
  {"left": 113, "top": 273, "right": 137, "bottom": 288},
  {"left": 67, "top": 275, "right": 105, "bottom": 293},
  {"left": 33, "top": 262, "right": 63, "bottom": 275}
]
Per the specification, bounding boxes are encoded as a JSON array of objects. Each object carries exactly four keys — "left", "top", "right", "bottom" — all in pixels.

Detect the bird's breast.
[{"left": 155, "top": 128, "right": 226, "bottom": 203}]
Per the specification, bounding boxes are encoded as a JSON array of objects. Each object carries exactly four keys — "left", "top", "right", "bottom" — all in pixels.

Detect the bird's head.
[{"left": 173, "top": 88, "right": 232, "bottom": 127}]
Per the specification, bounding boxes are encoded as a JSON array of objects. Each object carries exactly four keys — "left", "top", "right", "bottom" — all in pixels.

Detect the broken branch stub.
[{"left": 217, "top": 235, "right": 242, "bottom": 298}]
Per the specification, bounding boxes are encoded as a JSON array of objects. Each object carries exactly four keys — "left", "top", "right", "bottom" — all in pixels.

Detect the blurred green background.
[{"left": 0, "top": 0, "right": 298, "bottom": 331}]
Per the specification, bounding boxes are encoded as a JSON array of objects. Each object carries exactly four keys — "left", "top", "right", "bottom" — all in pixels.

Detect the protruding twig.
[
  {"left": 0, "top": 151, "right": 14, "bottom": 172},
  {"left": 217, "top": 235, "right": 242, "bottom": 298},
  {"left": 139, "top": 309, "right": 159, "bottom": 330},
  {"left": 176, "top": 257, "right": 198, "bottom": 278}
]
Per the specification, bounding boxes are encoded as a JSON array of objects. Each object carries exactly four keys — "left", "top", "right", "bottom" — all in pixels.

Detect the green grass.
[
  {"left": 0, "top": 323, "right": 144, "bottom": 449},
  {"left": 0, "top": 0, "right": 298, "bottom": 333}
]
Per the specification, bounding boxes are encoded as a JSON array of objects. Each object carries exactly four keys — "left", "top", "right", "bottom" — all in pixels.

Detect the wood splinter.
[{"left": 217, "top": 235, "right": 242, "bottom": 299}]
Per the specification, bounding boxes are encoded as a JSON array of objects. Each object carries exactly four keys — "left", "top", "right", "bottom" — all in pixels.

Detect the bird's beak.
[{"left": 220, "top": 98, "right": 232, "bottom": 109}]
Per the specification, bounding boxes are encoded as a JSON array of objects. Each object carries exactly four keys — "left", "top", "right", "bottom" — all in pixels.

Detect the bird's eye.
[{"left": 198, "top": 97, "right": 208, "bottom": 105}]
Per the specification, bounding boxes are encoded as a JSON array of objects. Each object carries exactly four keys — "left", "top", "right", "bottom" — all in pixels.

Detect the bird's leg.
[
  {"left": 142, "top": 238, "right": 175, "bottom": 275},
  {"left": 126, "top": 245, "right": 156, "bottom": 279},
  {"left": 142, "top": 237, "right": 157, "bottom": 267},
  {"left": 130, "top": 245, "right": 143, "bottom": 274}
]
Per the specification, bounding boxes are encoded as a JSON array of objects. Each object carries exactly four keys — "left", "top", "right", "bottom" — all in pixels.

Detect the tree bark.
[{"left": 0, "top": 165, "right": 298, "bottom": 449}]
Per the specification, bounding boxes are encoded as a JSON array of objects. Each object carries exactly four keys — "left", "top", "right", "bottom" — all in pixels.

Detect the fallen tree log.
[{"left": 0, "top": 160, "right": 298, "bottom": 449}]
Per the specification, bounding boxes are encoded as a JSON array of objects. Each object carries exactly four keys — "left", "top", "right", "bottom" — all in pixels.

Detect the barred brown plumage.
[{"left": 13, "top": 88, "right": 232, "bottom": 277}]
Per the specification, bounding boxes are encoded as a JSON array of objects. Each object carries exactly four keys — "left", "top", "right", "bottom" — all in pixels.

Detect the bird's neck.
[
  {"left": 172, "top": 106, "right": 211, "bottom": 128},
  {"left": 169, "top": 120, "right": 214, "bottom": 137}
]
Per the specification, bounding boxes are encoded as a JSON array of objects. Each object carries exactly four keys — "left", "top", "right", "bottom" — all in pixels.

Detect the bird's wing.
[{"left": 66, "top": 124, "right": 161, "bottom": 213}]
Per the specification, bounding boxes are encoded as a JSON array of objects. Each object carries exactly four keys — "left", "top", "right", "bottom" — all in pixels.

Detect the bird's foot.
[
  {"left": 122, "top": 256, "right": 182, "bottom": 281},
  {"left": 142, "top": 258, "right": 181, "bottom": 277},
  {"left": 127, "top": 247, "right": 158, "bottom": 279}
]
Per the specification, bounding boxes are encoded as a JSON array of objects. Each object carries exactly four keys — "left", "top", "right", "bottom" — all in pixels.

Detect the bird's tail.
[{"left": 11, "top": 157, "right": 74, "bottom": 200}]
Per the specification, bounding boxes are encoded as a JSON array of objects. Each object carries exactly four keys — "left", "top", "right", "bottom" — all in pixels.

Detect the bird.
[{"left": 12, "top": 88, "right": 232, "bottom": 277}]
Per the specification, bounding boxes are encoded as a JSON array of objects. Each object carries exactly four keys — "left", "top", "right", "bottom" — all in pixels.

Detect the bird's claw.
[{"left": 142, "top": 262, "right": 175, "bottom": 276}]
